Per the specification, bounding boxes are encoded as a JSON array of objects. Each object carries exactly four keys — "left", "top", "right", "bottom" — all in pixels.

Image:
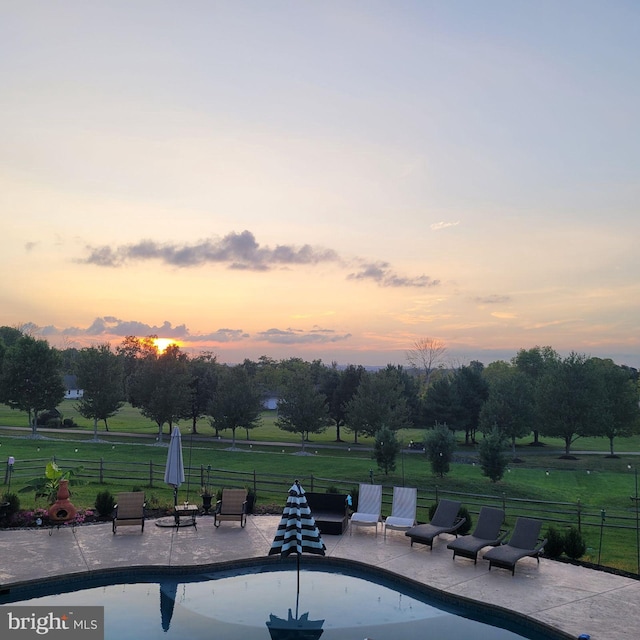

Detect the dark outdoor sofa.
[{"left": 305, "top": 492, "right": 349, "bottom": 535}]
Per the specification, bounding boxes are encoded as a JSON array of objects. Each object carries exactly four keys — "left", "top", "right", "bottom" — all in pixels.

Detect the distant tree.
[
  {"left": 0, "top": 335, "right": 65, "bottom": 436},
  {"left": 373, "top": 426, "right": 401, "bottom": 475},
  {"left": 512, "top": 346, "right": 559, "bottom": 445},
  {"left": 424, "top": 422, "right": 456, "bottom": 478},
  {"left": 590, "top": 359, "right": 640, "bottom": 456},
  {"left": 75, "top": 344, "right": 125, "bottom": 438},
  {"left": 421, "top": 373, "right": 456, "bottom": 426},
  {"left": 116, "top": 335, "right": 159, "bottom": 401},
  {"left": 208, "top": 365, "right": 263, "bottom": 448},
  {"left": 127, "top": 344, "right": 191, "bottom": 443},
  {"left": 478, "top": 425, "right": 509, "bottom": 482},
  {"left": 450, "top": 361, "right": 489, "bottom": 444},
  {"left": 479, "top": 364, "right": 534, "bottom": 459},
  {"left": 186, "top": 353, "right": 218, "bottom": 435},
  {"left": 405, "top": 337, "right": 447, "bottom": 389},
  {"left": 275, "top": 372, "right": 331, "bottom": 451},
  {"left": 345, "top": 369, "right": 411, "bottom": 443}
]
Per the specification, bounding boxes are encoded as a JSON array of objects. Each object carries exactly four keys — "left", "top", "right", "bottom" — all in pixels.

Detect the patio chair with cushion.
[
  {"left": 384, "top": 486, "right": 417, "bottom": 538},
  {"left": 447, "top": 506, "right": 507, "bottom": 564},
  {"left": 112, "top": 492, "right": 145, "bottom": 534},
  {"left": 214, "top": 488, "right": 248, "bottom": 528},
  {"left": 350, "top": 483, "right": 382, "bottom": 535},
  {"left": 405, "top": 499, "right": 466, "bottom": 549},
  {"left": 483, "top": 517, "right": 547, "bottom": 575}
]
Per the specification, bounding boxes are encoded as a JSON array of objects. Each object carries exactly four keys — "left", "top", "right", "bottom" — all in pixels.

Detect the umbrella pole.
[{"left": 296, "top": 554, "right": 300, "bottom": 619}]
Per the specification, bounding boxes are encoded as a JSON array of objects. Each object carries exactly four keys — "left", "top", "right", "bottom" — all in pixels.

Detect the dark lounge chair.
[
  {"left": 483, "top": 517, "right": 547, "bottom": 575},
  {"left": 405, "top": 499, "right": 466, "bottom": 549},
  {"left": 447, "top": 506, "right": 507, "bottom": 564}
]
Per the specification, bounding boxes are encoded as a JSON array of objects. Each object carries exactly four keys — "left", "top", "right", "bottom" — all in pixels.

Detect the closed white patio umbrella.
[{"left": 164, "top": 425, "right": 185, "bottom": 508}]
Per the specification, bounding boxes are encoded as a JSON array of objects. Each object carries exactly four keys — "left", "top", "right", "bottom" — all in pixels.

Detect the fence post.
[
  {"left": 310, "top": 474, "right": 314, "bottom": 492},
  {"left": 149, "top": 460, "right": 153, "bottom": 487},
  {"left": 99, "top": 458, "right": 104, "bottom": 484},
  {"left": 577, "top": 499, "right": 582, "bottom": 531},
  {"left": 253, "top": 470, "right": 257, "bottom": 496},
  {"left": 502, "top": 492, "right": 506, "bottom": 513},
  {"left": 435, "top": 485, "right": 439, "bottom": 502}
]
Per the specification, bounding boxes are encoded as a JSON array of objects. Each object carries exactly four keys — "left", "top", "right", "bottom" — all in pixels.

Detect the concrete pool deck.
[{"left": 1, "top": 515, "right": 639, "bottom": 640}]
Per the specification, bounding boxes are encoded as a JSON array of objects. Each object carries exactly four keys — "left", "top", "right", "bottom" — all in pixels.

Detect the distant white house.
[{"left": 64, "top": 375, "right": 83, "bottom": 400}]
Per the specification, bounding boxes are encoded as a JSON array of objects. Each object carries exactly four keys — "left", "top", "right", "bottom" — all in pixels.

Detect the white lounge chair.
[
  {"left": 384, "top": 486, "right": 417, "bottom": 538},
  {"left": 350, "top": 483, "right": 382, "bottom": 535}
]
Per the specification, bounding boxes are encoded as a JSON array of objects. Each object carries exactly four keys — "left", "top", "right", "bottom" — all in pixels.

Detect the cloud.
[
  {"left": 78, "top": 230, "right": 339, "bottom": 270},
  {"left": 475, "top": 294, "right": 511, "bottom": 304},
  {"left": 347, "top": 261, "right": 439, "bottom": 288},
  {"left": 257, "top": 327, "right": 352, "bottom": 345},
  {"left": 75, "top": 229, "right": 438, "bottom": 289},
  {"left": 29, "top": 317, "right": 250, "bottom": 344},
  {"left": 430, "top": 221, "right": 460, "bottom": 231}
]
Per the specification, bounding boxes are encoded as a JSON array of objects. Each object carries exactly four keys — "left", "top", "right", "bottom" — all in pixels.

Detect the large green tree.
[
  {"left": 208, "top": 365, "right": 263, "bottom": 448},
  {"left": 345, "top": 369, "right": 411, "bottom": 443},
  {"left": 75, "top": 344, "right": 125, "bottom": 438},
  {"left": 0, "top": 335, "right": 65, "bottom": 436},
  {"left": 480, "top": 362, "right": 534, "bottom": 459},
  {"left": 275, "top": 372, "right": 331, "bottom": 451},
  {"left": 186, "top": 353, "right": 218, "bottom": 435},
  {"left": 536, "top": 353, "right": 604, "bottom": 457},
  {"left": 512, "top": 346, "right": 559, "bottom": 445},
  {"left": 320, "top": 363, "right": 365, "bottom": 442},
  {"left": 450, "top": 361, "right": 489, "bottom": 444}
]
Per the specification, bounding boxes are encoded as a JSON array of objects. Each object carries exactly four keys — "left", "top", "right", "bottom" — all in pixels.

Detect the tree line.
[{"left": 0, "top": 328, "right": 639, "bottom": 468}]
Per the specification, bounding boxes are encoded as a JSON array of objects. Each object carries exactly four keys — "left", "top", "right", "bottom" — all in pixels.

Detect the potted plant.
[
  {"left": 200, "top": 485, "right": 214, "bottom": 514},
  {"left": 245, "top": 486, "right": 256, "bottom": 514}
]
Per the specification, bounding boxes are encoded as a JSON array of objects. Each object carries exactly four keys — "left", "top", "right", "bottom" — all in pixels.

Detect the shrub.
[
  {"left": 62, "top": 418, "right": 77, "bottom": 427},
  {"left": 424, "top": 422, "right": 456, "bottom": 477},
  {"left": 544, "top": 525, "right": 565, "bottom": 558},
  {"left": 1, "top": 492, "right": 20, "bottom": 518},
  {"left": 94, "top": 490, "right": 115, "bottom": 517},
  {"left": 325, "top": 486, "right": 339, "bottom": 494},
  {"left": 478, "top": 426, "right": 509, "bottom": 482},
  {"left": 564, "top": 526, "right": 587, "bottom": 560}
]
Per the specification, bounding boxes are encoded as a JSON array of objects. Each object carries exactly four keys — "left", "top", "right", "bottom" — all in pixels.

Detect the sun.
[{"left": 153, "top": 338, "right": 180, "bottom": 353}]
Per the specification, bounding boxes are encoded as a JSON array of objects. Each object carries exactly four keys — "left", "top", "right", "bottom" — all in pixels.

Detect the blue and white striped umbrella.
[{"left": 269, "top": 480, "right": 326, "bottom": 558}]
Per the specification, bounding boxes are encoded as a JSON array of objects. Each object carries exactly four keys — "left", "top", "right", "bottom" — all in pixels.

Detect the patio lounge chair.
[
  {"left": 384, "top": 486, "right": 417, "bottom": 538},
  {"left": 214, "top": 488, "right": 248, "bottom": 527},
  {"left": 112, "top": 492, "right": 145, "bottom": 534},
  {"left": 447, "top": 506, "right": 507, "bottom": 564},
  {"left": 350, "top": 483, "right": 382, "bottom": 535},
  {"left": 405, "top": 499, "right": 466, "bottom": 549},
  {"left": 483, "top": 517, "right": 547, "bottom": 575}
]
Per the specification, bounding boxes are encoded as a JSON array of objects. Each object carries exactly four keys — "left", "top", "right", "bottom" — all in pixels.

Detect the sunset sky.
[{"left": 2, "top": 1, "right": 639, "bottom": 368}]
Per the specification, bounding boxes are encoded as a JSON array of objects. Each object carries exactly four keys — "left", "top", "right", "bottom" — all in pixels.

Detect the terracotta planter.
[{"left": 48, "top": 479, "right": 77, "bottom": 522}]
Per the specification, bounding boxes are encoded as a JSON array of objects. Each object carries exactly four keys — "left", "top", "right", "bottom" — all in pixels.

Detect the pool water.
[{"left": 0, "top": 563, "right": 563, "bottom": 640}]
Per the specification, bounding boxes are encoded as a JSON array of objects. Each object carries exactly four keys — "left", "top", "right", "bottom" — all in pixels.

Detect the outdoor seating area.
[
  {"left": 1, "top": 513, "right": 638, "bottom": 640},
  {"left": 383, "top": 486, "right": 417, "bottom": 538}
]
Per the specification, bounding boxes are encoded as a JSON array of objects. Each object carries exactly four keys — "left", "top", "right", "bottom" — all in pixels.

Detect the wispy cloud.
[
  {"left": 257, "top": 326, "right": 352, "bottom": 345},
  {"left": 76, "top": 230, "right": 439, "bottom": 289},
  {"left": 430, "top": 221, "right": 460, "bottom": 231},
  {"left": 347, "top": 261, "right": 439, "bottom": 288}
]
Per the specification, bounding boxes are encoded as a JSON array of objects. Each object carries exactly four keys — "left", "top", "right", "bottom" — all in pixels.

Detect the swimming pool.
[{"left": 0, "top": 559, "right": 571, "bottom": 639}]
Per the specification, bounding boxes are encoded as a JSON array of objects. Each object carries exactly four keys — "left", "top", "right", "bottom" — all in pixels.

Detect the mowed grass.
[{"left": 2, "top": 400, "right": 640, "bottom": 452}]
